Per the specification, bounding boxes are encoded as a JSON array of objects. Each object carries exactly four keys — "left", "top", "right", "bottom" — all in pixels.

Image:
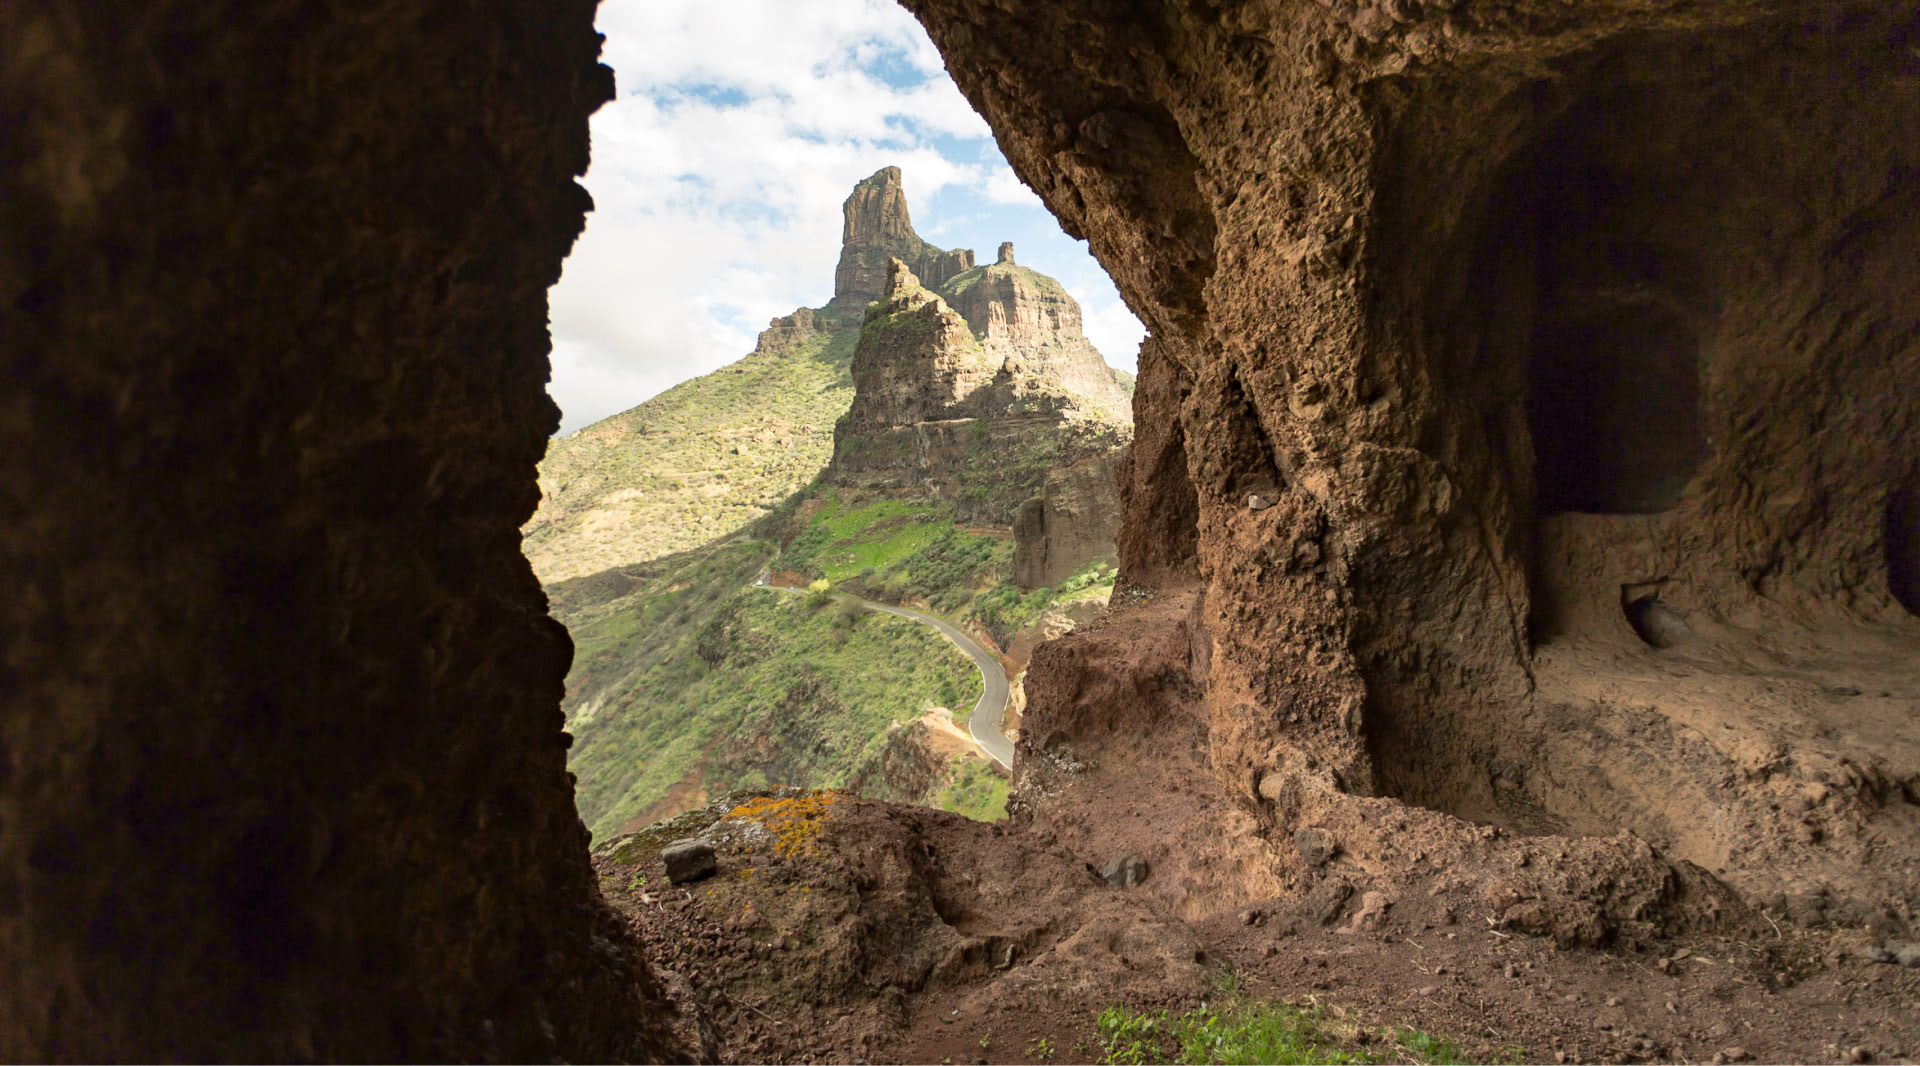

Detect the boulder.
[
  {"left": 1293, "top": 827, "right": 1338, "bottom": 866},
  {"left": 1625, "top": 596, "right": 1693, "bottom": 649},
  {"left": 1100, "top": 853, "right": 1149, "bottom": 888},
  {"left": 662, "top": 838, "right": 717, "bottom": 884}
]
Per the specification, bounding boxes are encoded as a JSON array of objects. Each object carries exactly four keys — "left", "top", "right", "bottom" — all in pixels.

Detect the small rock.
[
  {"left": 1416, "top": 985, "right": 1439, "bottom": 997},
  {"left": 1625, "top": 595, "right": 1693, "bottom": 649},
  {"left": 1719, "top": 1046, "right": 1750, "bottom": 1063},
  {"left": 1247, "top": 493, "right": 1275, "bottom": 511},
  {"left": 1345, "top": 890, "right": 1392, "bottom": 933},
  {"left": 1554, "top": 1053, "right": 1569, "bottom": 1064},
  {"left": 662, "top": 838, "right": 717, "bottom": 884},
  {"left": 994, "top": 943, "right": 1018, "bottom": 970},
  {"left": 1241, "top": 909, "right": 1265, "bottom": 926},
  {"left": 1606, "top": 996, "right": 1622, "bottom": 1007},
  {"left": 1100, "top": 853, "right": 1150, "bottom": 889},
  {"left": 1294, "top": 827, "right": 1338, "bottom": 866},
  {"left": 1308, "top": 880, "right": 1354, "bottom": 926},
  {"left": 1859, "top": 944, "right": 1895, "bottom": 964},
  {"left": 1503, "top": 962, "right": 1519, "bottom": 979},
  {"left": 1657, "top": 957, "right": 1672, "bottom": 973},
  {"left": 1843, "top": 1046, "right": 1871, "bottom": 1064},
  {"left": 1894, "top": 943, "right": 1920, "bottom": 968},
  {"left": 771, "top": 935, "right": 786, "bottom": 951},
  {"left": 1594, "top": 1021, "right": 1612, "bottom": 1032}
]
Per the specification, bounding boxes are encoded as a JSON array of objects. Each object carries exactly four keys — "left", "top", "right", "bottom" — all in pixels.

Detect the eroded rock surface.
[
  {"left": 904, "top": 0, "right": 1920, "bottom": 936},
  {"left": 1, "top": 0, "right": 675, "bottom": 1059},
  {"left": 828, "top": 256, "right": 1133, "bottom": 525}
]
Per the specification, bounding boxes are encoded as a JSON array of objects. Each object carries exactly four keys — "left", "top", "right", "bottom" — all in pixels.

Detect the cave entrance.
[
  {"left": 1891, "top": 485, "right": 1920, "bottom": 617},
  {"left": 1530, "top": 303, "right": 1703, "bottom": 516}
]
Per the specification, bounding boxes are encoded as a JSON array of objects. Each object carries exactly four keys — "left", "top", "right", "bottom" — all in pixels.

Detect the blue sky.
[{"left": 544, "top": 0, "right": 1145, "bottom": 436}]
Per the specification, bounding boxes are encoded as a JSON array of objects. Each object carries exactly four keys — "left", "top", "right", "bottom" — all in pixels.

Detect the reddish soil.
[{"left": 598, "top": 788, "right": 1920, "bottom": 1066}]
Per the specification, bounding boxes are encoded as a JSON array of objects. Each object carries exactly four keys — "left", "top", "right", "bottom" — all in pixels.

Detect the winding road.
[{"left": 752, "top": 577, "right": 1013, "bottom": 769}]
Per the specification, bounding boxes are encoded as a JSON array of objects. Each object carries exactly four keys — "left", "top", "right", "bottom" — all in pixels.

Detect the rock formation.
[
  {"left": 831, "top": 166, "right": 976, "bottom": 311},
  {"left": 829, "top": 255, "right": 1132, "bottom": 527},
  {"left": 525, "top": 166, "right": 1124, "bottom": 581},
  {"left": 1013, "top": 450, "right": 1125, "bottom": 590},
  {"left": 903, "top": 0, "right": 1920, "bottom": 937},
  {"left": 1, "top": 0, "right": 675, "bottom": 1058}
]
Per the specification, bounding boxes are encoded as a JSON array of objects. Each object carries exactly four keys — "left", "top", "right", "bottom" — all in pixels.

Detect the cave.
[
  {"left": 1892, "top": 485, "right": 1920, "bottom": 617},
  {"left": 1520, "top": 96, "right": 1709, "bottom": 520},
  {"left": 1352, "top": 20, "right": 1920, "bottom": 908},
  {"left": 2, "top": 1, "right": 677, "bottom": 1058},
  {"left": 10, "top": 0, "right": 1920, "bottom": 1058}
]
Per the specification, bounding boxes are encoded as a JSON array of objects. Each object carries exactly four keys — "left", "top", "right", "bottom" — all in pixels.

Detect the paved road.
[{"left": 752, "top": 578, "right": 1013, "bottom": 769}]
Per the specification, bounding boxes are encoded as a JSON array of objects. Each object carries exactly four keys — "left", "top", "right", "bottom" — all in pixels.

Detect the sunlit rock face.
[
  {"left": 0, "top": 1, "right": 678, "bottom": 1058},
  {"left": 829, "top": 257, "right": 1132, "bottom": 527},
  {"left": 832, "top": 166, "right": 976, "bottom": 311},
  {"left": 906, "top": 0, "right": 1920, "bottom": 934}
]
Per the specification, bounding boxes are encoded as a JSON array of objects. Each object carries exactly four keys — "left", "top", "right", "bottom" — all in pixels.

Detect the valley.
[{"left": 534, "top": 167, "right": 1134, "bottom": 838}]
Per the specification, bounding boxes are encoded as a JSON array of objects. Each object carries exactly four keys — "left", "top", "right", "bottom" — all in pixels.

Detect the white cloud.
[
  {"left": 1080, "top": 295, "right": 1149, "bottom": 372},
  {"left": 546, "top": 0, "right": 1142, "bottom": 435}
]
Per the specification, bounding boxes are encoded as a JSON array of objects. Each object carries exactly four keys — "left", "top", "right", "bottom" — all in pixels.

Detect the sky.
[{"left": 544, "top": 0, "right": 1146, "bottom": 436}]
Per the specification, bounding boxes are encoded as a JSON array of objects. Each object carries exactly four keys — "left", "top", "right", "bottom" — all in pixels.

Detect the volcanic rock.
[
  {"left": 1294, "top": 827, "right": 1338, "bottom": 867},
  {"left": 1100, "top": 853, "right": 1150, "bottom": 889},
  {"left": 662, "top": 838, "right": 718, "bottom": 884},
  {"left": 904, "top": 0, "right": 1920, "bottom": 935},
  {"left": 827, "top": 249, "right": 1131, "bottom": 525}
]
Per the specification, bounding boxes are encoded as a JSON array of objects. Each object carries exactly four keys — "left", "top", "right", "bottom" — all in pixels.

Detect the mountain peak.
[
  {"left": 841, "top": 166, "right": 916, "bottom": 248},
  {"left": 832, "top": 167, "right": 974, "bottom": 310}
]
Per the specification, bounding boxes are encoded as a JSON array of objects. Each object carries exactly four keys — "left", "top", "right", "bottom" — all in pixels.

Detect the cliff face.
[
  {"left": 529, "top": 167, "right": 1075, "bottom": 582},
  {"left": 0, "top": 0, "right": 675, "bottom": 1058},
  {"left": 905, "top": 0, "right": 1920, "bottom": 934},
  {"left": 831, "top": 166, "right": 976, "bottom": 312},
  {"left": 828, "top": 258, "right": 1132, "bottom": 527},
  {"left": 1014, "top": 450, "right": 1125, "bottom": 591}
]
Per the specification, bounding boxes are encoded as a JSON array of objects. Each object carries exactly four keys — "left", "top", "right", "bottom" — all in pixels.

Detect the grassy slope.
[
  {"left": 552, "top": 539, "right": 979, "bottom": 840},
  {"left": 534, "top": 261, "right": 1131, "bottom": 834},
  {"left": 526, "top": 316, "right": 858, "bottom": 582},
  {"left": 769, "top": 485, "right": 1117, "bottom": 650}
]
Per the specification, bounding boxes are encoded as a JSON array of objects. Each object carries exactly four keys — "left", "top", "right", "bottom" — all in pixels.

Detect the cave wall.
[
  {"left": 906, "top": 0, "right": 1920, "bottom": 926},
  {"left": 1, "top": 2, "right": 676, "bottom": 1059}
]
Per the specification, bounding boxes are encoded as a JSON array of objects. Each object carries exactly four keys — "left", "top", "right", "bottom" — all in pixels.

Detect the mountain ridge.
[{"left": 526, "top": 166, "right": 1132, "bottom": 582}]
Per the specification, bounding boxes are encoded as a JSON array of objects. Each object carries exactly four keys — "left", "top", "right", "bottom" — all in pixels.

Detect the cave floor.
[{"left": 599, "top": 792, "right": 1920, "bottom": 1066}]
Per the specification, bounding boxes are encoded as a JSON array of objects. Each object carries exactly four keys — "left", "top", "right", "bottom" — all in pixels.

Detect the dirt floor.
[{"left": 596, "top": 790, "right": 1920, "bottom": 1066}]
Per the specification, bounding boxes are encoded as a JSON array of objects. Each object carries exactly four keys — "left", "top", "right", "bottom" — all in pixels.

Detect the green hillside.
[
  {"left": 526, "top": 312, "right": 859, "bottom": 582},
  {"left": 551, "top": 537, "right": 981, "bottom": 839}
]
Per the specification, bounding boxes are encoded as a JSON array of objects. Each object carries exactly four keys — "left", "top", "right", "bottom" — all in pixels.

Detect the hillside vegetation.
[
  {"left": 764, "top": 484, "right": 1116, "bottom": 647},
  {"left": 551, "top": 537, "right": 984, "bottom": 839},
  {"left": 526, "top": 316, "right": 858, "bottom": 581}
]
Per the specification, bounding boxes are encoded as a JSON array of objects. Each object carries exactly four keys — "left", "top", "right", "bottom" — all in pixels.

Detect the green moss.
[{"left": 1089, "top": 991, "right": 1508, "bottom": 1066}]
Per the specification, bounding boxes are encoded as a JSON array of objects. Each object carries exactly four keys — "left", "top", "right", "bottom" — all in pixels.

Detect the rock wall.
[
  {"left": 831, "top": 167, "right": 975, "bottom": 311},
  {"left": 0, "top": 1, "right": 676, "bottom": 1059},
  {"left": 830, "top": 260, "right": 1133, "bottom": 525},
  {"left": 1013, "top": 450, "right": 1125, "bottom": 591},
  {"left": 907, "top": 0, "right": 1920, "bottom": 931}
]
